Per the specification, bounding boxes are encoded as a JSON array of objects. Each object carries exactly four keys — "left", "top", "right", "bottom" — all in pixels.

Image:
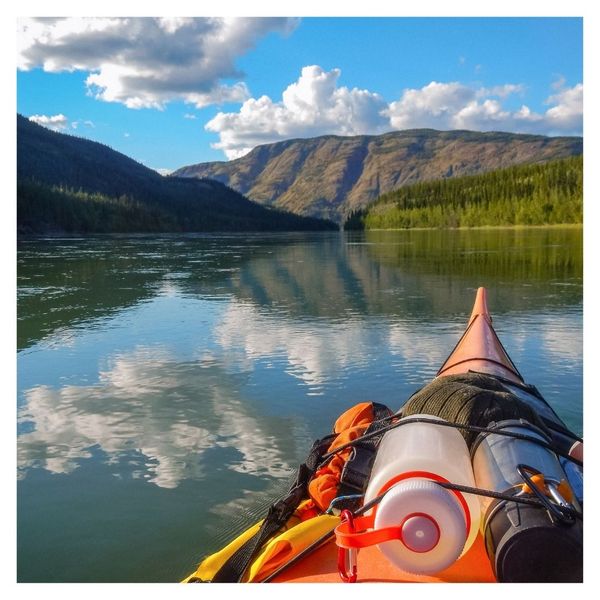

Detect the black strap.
[
  {"left": 337, "top": 403, "right": 393, "bottom": 506},
  {"left": 209, "top": 433, "right": 336, "bottom": 583}
]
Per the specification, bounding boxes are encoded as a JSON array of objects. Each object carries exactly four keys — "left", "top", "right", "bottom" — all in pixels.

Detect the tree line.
[
  {"left": 344, "top": 156, "right": 582, "bottom": 230},
  {"left": 17, "top": 180, "right": 338, "bottom": 234}
]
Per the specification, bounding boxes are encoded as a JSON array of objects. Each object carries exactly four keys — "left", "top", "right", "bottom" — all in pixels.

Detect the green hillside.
[
  {"left": 17, "top": 115, "right": 337, "bottom": 234},
  {"left": 344, "top": 156, "right": 583, "bottom": 230}
]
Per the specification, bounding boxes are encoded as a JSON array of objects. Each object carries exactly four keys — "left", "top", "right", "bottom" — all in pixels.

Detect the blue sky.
[{"left": 17, "top": 17, "right": 583, "bottom": 173}]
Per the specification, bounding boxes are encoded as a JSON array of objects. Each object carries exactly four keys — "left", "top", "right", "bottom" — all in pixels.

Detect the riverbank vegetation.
[{"left": 344, "top": 156, "right": 582, "bottom": 230}]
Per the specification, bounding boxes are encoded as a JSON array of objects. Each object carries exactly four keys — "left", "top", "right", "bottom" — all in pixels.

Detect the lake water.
[{"left": 17, "top": 227, "right": 583, "bottom": 582}]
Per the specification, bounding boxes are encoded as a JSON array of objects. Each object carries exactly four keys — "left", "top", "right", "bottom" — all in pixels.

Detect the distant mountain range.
[
  {"left": 173, "top": 130, "right": 583, "bottom": 223},
  {"left": 16, "top": 115, "right": 337, "bottom": 234}
]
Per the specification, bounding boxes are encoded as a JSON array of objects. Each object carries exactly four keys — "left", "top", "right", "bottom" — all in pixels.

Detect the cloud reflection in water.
[{"left": 18, "top": 345, "right": 294, "bottom": 488}]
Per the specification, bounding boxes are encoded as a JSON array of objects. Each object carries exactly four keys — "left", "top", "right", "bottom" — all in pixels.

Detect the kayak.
[
  {"left": 183, "top": 287, "right": 583, "bottom": 583},
  {"left": 436, "top": 286, "right": 523, "bottom": 383}
]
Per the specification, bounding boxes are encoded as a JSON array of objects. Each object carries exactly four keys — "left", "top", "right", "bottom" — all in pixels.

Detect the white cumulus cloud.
[
  {"left": 18, "top": 18, "right": 583, "bottom": 157},
  {"left": 207, "top": 69, "right": 583, "bottom": 160},
  {"left": 387, "top": 80, "right": 582, "bottom": 136},
  {"left": 544, "top": 83, "right": 583, "bottom": 133},
  {"left": 206, "top": 65, "right": 390, "bottom": 159},
  {"left": 28, "top": 114, "right": 96, "bottom": 133},
  {"left": 18, "top": 17, "right": 298, "bottom": 110},
  {"left": 387, "top": 81, "right": 477, "bottom": 130},
  {"left": 28, "top": 113, "right": 69, "bottom": 131}
]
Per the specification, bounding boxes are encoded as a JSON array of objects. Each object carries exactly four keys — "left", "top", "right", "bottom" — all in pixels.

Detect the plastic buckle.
[
  {"left": 340, "top": 445, "right": 375, "bottom": 492},
  {"left": 337, "top": 510, "right": 358, "bottom": 583}
]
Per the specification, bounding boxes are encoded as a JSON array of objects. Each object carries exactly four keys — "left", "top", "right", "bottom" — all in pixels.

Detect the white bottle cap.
[{"left": 373, "top": 478, "right": 467, "bottom": 575}]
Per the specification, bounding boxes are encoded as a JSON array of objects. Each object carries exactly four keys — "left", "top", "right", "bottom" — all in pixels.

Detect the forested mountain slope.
[
  {"left": 17, "top": 115, "right": 337, "bottom": 233},
  {"left": 174, "top": 129, "right": 582, "bottom": 222}
]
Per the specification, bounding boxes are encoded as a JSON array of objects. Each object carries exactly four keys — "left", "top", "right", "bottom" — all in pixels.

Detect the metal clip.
[
  {"left": 546, "top": 479, "right": 573, "bottom": 510},
  {"left": 337, "top": 510, "right": 358, "bottom": 583},
  {"left": 517, "top": 464, "right": 576, "bottom": 525}
]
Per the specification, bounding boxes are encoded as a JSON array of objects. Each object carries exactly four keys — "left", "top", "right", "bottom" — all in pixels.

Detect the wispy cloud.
[
  {"left": 476, "top": 84, "right": 525, "bottom": 99},
  {"left": 207, "top": 67, "right": 583, "bottom": 159},
  {"left": 70, "top": 119, "right": 95, "bottom": 130},
  {"left": 18, "top": 17, "right": 298, "bottom": 110},
  {"left": 551, "top": 75, "right": 567, "bottom": 90}
]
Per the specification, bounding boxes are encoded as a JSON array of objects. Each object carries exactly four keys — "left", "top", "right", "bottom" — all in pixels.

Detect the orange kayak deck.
[
  {"left": 273, "top": 532, "right": 495, "bottom": 583},
  {"left": 436, "top": 287, "right": 523, "bottom": 383}
]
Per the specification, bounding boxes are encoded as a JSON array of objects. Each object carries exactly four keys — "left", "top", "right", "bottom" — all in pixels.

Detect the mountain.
[
  {"left": 173, "top": 130, "right": 583, "bottom": 223},
  {"left": 16, "top": 114, "right": 337, "bottom": 234}
]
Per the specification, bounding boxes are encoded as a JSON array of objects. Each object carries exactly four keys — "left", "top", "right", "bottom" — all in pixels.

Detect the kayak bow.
[{"left": 437, "top": 287, "right": 523, "bottom": 383}]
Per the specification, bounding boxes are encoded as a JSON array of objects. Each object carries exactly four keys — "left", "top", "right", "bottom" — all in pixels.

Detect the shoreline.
[
  {"left": 360, "top": 223, "right": 583, "bottom": 232},
  {"left": 18, "top": 223, "right": 583, "bottom": 238}
]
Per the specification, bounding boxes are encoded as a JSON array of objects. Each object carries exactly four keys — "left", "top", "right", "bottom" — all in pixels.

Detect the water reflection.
[
  {"left": 18, "top": 345, "right": 294, "bottom": 488},
  {"left": 541, "top": 314, "right": 582, "bottom": 363},
  {"left": 17, "top": 229, "right": 582, "bottom": 582},
  {"left": 18, "top": 229, "right": 582, "bottom": 350},
  {"left": 17, "top": 229, "right": 583, "bottom": 487},
  {"left": 215, "top": 301, "right": 372, "bottom": 390}
]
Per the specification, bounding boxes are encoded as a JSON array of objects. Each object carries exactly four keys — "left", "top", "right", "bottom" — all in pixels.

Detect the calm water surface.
[{"left": 17, "top": 228, "right": 583, "bottom": 582}]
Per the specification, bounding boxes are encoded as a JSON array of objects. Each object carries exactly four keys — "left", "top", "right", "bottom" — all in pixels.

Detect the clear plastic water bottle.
[{"left": 363, "top": 415, "right": 481, "bottom": 574}]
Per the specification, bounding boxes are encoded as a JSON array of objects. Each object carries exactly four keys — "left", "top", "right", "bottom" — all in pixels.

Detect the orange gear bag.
[{"left": 308, "top": 402, "right": 393, "bottom": 512}]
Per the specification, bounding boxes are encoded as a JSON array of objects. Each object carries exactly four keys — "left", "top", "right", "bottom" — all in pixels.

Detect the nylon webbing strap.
[
  {"left": 209, "top": 433, "right": 336, "bottom": 583},
  {"left": 337, "top": 403, "right": 393, "bottom": 502}
]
